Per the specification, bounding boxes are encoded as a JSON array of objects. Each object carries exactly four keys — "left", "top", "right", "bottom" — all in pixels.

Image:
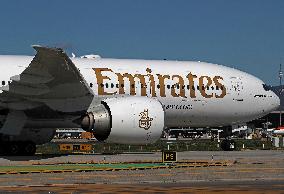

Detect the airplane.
[{"left": 0, "top": 45, "right": 280, "bottom": 155}]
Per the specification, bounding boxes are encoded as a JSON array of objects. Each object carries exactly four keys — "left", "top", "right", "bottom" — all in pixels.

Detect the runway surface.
[{"left": 0, "top": 150, "right": 283, "bottom": 193}]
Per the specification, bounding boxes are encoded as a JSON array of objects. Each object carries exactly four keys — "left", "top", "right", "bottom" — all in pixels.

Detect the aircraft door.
[{"left": 230, "top": 77, "right": 244, "bottom": 101}]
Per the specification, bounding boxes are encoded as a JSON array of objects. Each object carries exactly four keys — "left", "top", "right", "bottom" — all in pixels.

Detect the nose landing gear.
[{"left": 220, "top": 139, "right": 236, "bottom": 151}]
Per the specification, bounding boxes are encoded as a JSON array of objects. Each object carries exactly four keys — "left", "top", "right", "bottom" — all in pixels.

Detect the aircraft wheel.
[
  {"left": 0, "top": 143, "right": 5, "bottom": 155},
  {"left": 8, "top": 142, "right": 21, "bottom": 155},
  {"left": 221, "top": 139, "right": 236, "bottom": 151},
  {"left": 22, "top": 141, "right": 36, "bottom": 156}
]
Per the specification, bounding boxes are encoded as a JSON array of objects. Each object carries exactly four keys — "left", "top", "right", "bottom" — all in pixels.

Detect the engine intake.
[{"left": 80, "top": 103, "right": 111, "bottom": 141}]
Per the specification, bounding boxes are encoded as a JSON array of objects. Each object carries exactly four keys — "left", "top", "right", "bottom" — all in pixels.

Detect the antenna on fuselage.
[{"left": 279, "top": 61, "right": 283, "bottom": 126}]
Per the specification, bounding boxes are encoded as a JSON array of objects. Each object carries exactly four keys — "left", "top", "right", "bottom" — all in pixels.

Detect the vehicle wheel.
[
  {"left": 221, "top": 139, "right": 236, "bottom": 151},
  {"left": 22, "top": 142, "right": 36, "bottom": 156}
]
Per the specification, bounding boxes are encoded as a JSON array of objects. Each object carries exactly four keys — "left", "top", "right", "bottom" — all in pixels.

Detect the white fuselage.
[{"left": 0, "top": 55, "right": 280, "bottom": 128}]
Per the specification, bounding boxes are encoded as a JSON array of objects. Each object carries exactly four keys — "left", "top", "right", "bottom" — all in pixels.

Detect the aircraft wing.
[{"left": 0, "top": 46, "right": 93, "bottom": 113}]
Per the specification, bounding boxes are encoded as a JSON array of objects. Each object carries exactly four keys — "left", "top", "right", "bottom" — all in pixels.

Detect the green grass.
[{"left": 0, "top": 163, "right": 167, "bottom": 173}]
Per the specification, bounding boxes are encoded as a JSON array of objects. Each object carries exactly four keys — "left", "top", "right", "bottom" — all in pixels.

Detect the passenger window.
[
  {"left": 90, "top": 83, "right": 93, "bottom": 88},
  {"left": 157, "top": 84, "right": 160, "bottom": 89},
  {"left": 211, "top": 86, "right": 214, "bottom": 90},
  {"left": 111, "top": 83, "right": 114, "bottom": 88},
  {"left": 187, "top": 85, "right": 190, "bottom": 90},
  {"left": 105, "top": 83, "right": 109, "bottom": 88},
  {"left": 216, "top": 86, "right": 219, "bottom": 90},
  {"left": 167, "top": 85, "right": 170, "bottom": 89},
  {"left": 116, "top": 84, "right": 119, "bottom": 88},
  {"left": 177, "top": 85, "right": 180, "bottom": 89},
  {"left": 207, "top": 86, "right": 209, "bottom": 90},
  {"left": 197, "top": 85, "right": 199, "bottom": 90},
  {"left": 1, "top": 81, "right": 5, "bottom": 86}
]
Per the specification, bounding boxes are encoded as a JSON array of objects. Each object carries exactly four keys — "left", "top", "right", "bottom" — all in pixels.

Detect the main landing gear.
[{"left": 0, "top": 141, "right": 36, "bottom": 156}]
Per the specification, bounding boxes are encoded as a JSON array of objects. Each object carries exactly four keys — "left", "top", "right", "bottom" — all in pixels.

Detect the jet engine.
[{"left": 80, "top": 96, "right": 165, "bottom": 144}]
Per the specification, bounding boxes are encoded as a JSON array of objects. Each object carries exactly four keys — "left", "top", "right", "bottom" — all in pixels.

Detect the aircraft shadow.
[{"left": 0, "top": 154, "right": 70, "bottom": 161}]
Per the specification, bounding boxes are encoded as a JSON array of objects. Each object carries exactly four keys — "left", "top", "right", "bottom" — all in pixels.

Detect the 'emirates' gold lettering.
[
  {"left": 94, "top": 68, "right": 116, "bottom": 95},
  {"left": 213, "top": 76, "right": 226, "bottom": 98},
  {"left": 146, "top": 68, "right": 156, "bottom": 97},
  {"left": 171, "top": 75, "right": 186, "bottom": 98},
  {"left": 116, "top": 73, "right": 147, "bottom": 96},
  {"left": 93, "top": 68, "right": 227, "bottom": 98},
  {"left": 157, "top": 74, "right": 170, "bottom": 97},
  {"left": 199, "top": 76, "right": 214, "bottom": 98},
  {"left": 186, "top": 73, "right": 198, "bottom": 98}
]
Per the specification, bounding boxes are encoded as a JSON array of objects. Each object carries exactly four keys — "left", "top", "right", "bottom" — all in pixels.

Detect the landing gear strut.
[
  {"left": 0, "top": 141, "right": 36, "bottom": 156},
  {"left": 220, "top": 139, "right": 236, "bottom": 151}
]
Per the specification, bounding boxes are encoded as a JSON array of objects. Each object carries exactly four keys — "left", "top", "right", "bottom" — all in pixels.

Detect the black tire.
[
  {"left": 0, "top": 142, "right": 5, "bottom": 155},
  {"left": 21, "top": 141, "right": 36, "bottom": 156},
  {"left": 8, "top": 142, "right": 21, "bottom": 155}
]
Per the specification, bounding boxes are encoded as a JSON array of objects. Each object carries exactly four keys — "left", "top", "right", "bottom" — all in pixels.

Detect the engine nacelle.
[{"left": 80, "top": 96, "right": 165, "bottom": 144}]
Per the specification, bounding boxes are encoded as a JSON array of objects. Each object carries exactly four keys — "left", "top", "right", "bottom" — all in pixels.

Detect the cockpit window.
[{"left": 262, "top": 84, "right": 271, "bottom": 91}]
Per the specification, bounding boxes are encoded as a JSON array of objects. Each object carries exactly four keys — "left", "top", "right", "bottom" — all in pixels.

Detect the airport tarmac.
[{"left": 0, "top": 150, "right": 283, "bottom": 193}]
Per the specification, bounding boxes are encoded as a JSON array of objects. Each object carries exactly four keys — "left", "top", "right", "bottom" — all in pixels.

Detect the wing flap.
[
  {"left": 0, "top": 45, "right": 93, "bottom": 112},
  {"left": 10, "top": 73, "right": 54, "bottom": 84},
  {"left": 1, "top": 82, "right": 50, "bottom": 96}
]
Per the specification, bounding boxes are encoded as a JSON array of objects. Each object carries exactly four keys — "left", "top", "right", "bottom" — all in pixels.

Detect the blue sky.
[{"left": 0, "top": 0, "right": 283, "bottom": 85}]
